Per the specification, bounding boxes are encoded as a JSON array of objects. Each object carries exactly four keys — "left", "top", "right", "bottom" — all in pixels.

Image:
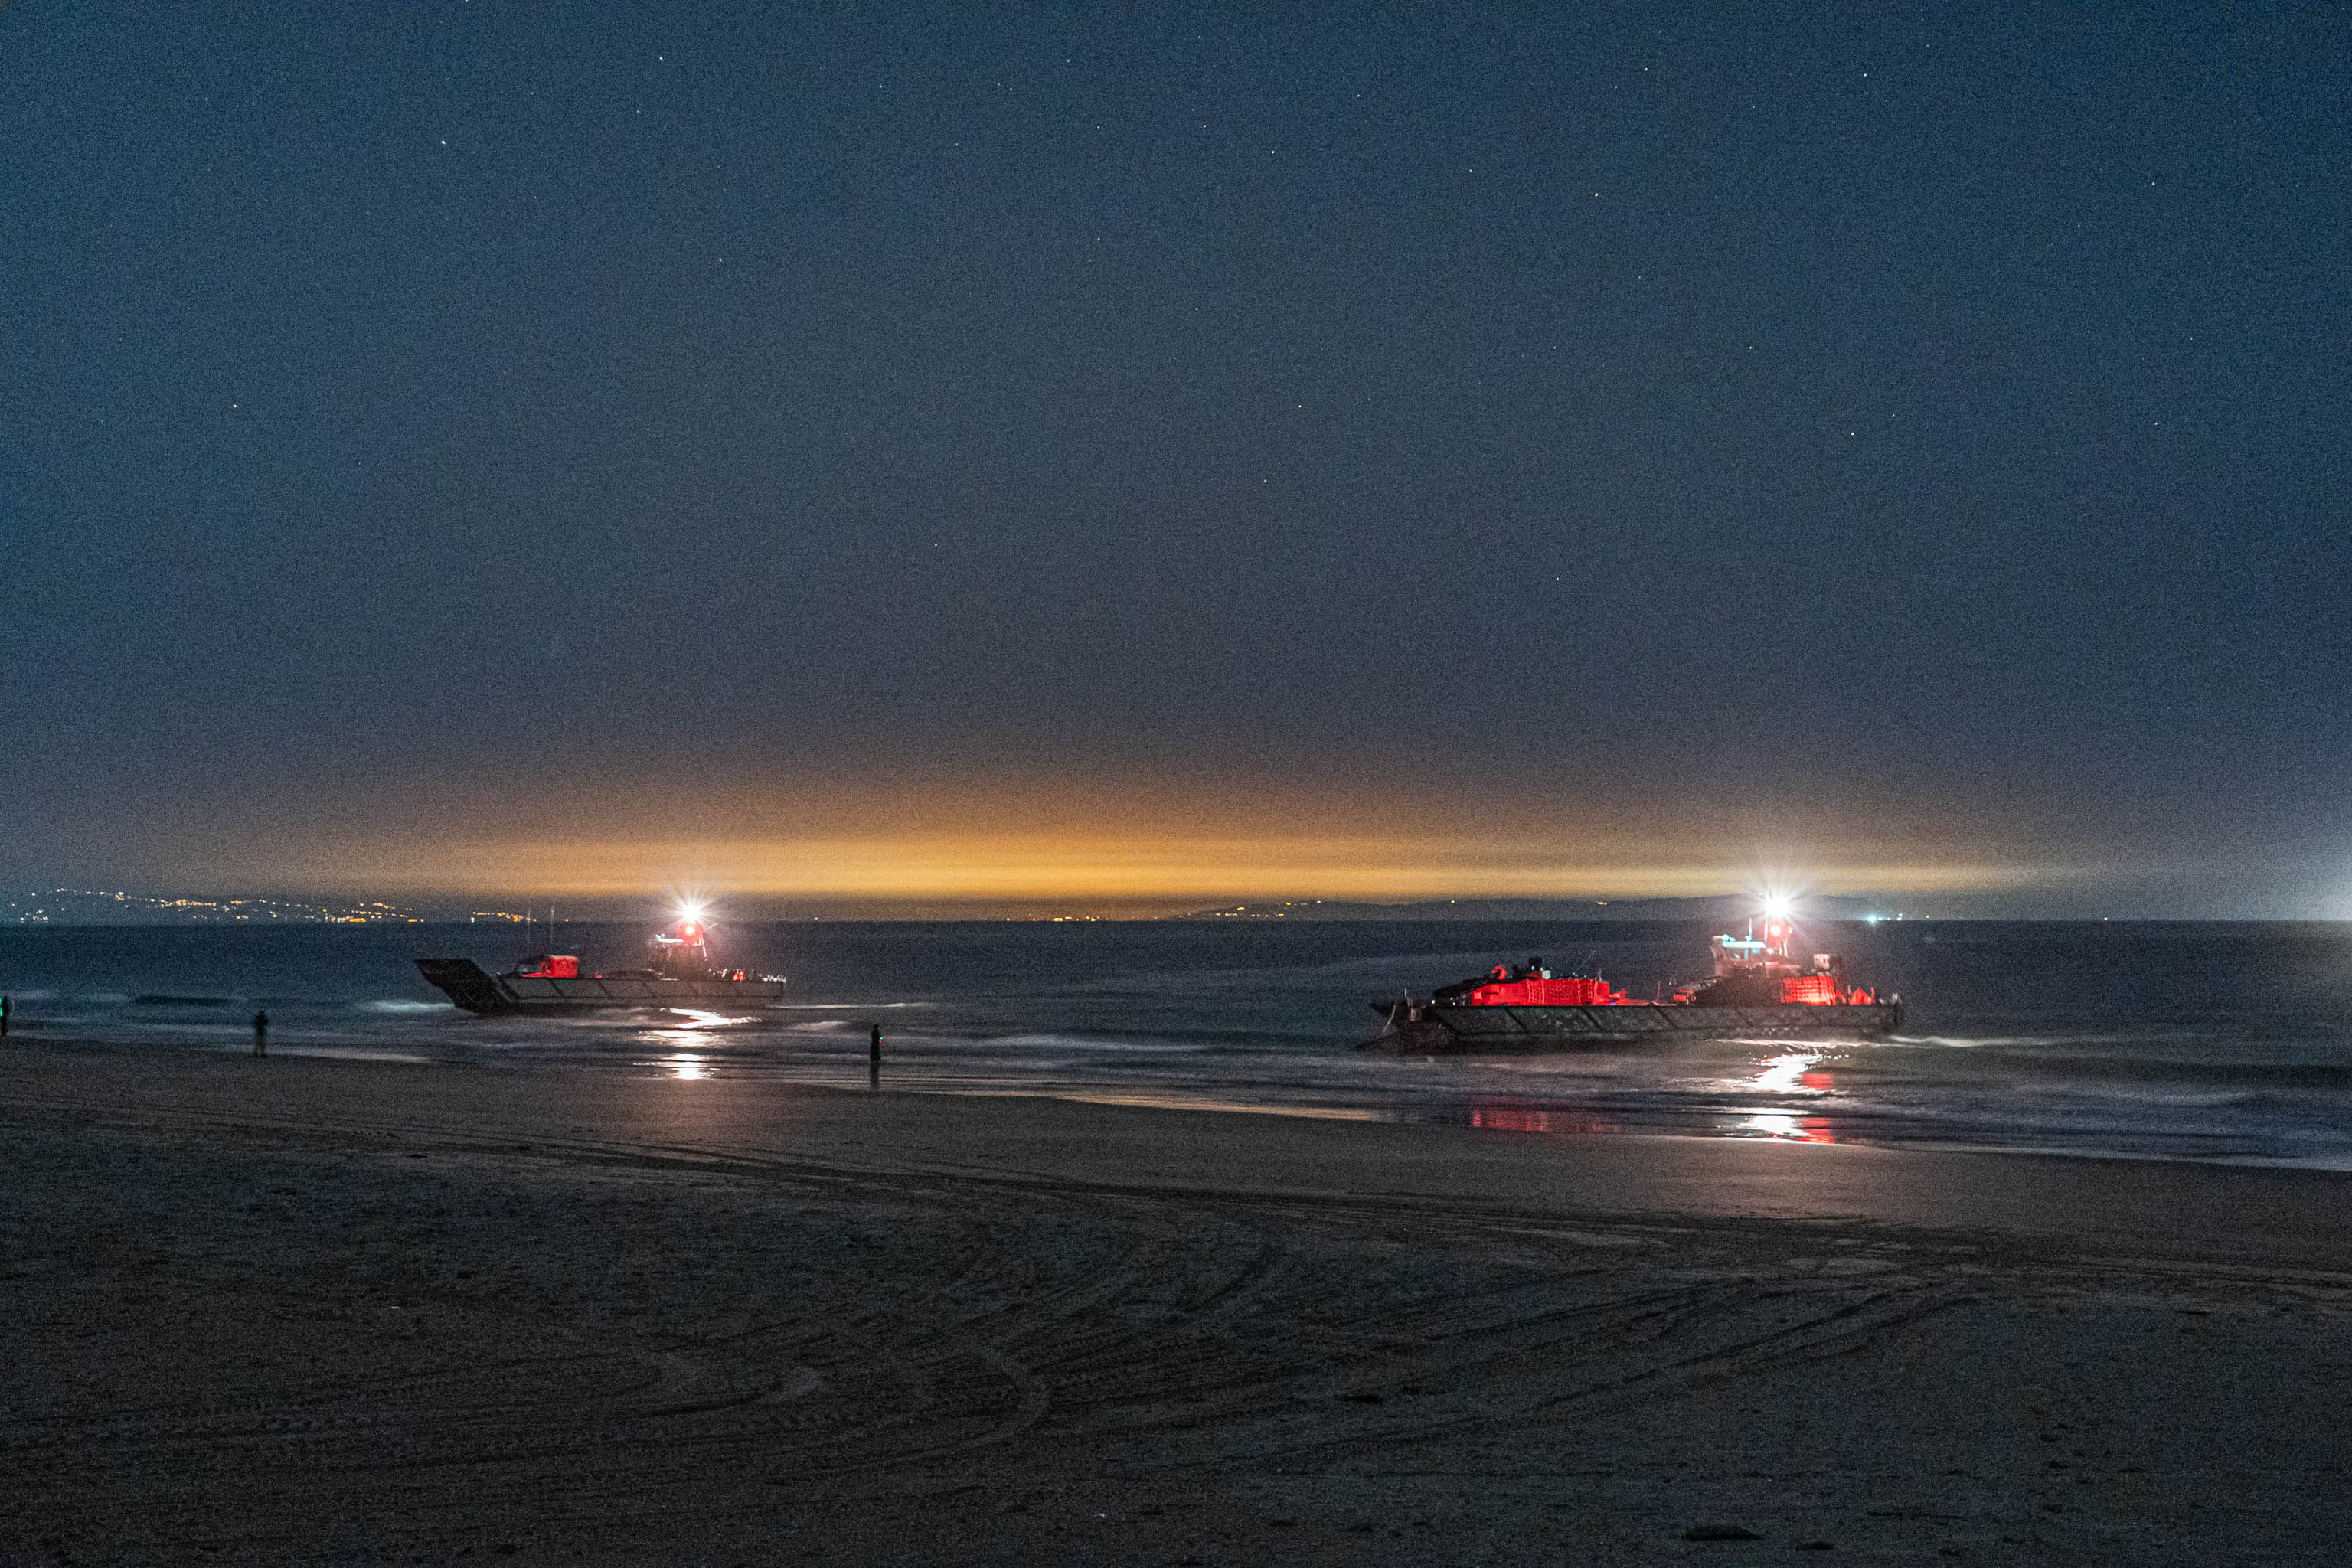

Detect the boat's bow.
[{"left": 415, "top": 958, "right": 511, "bottom": 1014}]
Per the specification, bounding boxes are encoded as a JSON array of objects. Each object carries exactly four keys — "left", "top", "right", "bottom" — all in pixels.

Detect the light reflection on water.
[
  {"left": 1469, "top": 1106, "right": 1622, "bottom": 1135},
  {"left": 646, "top": 1011, "right": 742, "bottom": 1077},
  {"left": 1053, "top": 1091, "right": 1390, "bottom": 1122},
  {"left": 1472, "top": 1050, "right": 1844, "bottom": 1143},
  {"left": 1744, "top": 1050, "right": 1839, "bottom": 1095},
  {"left": 1739, "top": 1111, "right": 1838, "bottom": 1144},
  {"left": 1733, "top": 1053, "right": 1841, "bottom": 1142}
]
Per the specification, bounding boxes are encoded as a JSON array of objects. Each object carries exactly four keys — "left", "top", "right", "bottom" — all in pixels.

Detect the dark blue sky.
[{"left": 5, "top": 4, "right": 2348, "bottom": 912}]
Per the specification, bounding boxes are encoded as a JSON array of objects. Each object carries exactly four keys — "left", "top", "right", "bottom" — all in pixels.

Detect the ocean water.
[{"left": 5, "top": 919, "right": 2352, "bottom": 1167}]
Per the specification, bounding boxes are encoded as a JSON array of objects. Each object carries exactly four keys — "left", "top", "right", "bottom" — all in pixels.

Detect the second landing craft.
[
  {"left": 1364, "top": 907, "right": 1901, "bottom": 1050},
  {"left": 415, "top": 913, "right": 788, "bottom": 1015}
]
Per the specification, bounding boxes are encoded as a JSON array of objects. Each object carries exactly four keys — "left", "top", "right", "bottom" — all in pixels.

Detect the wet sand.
[{"left": 5, "top": 1044, "right": 2352, "bottom": 1565}]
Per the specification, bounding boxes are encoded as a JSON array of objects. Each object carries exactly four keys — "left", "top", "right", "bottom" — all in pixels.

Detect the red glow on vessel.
[{"left": 1463, "top": 972, "right": 1624, "bottom": 1008}]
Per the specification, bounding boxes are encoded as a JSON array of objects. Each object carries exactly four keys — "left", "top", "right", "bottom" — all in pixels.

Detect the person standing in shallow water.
[{"left": 252, "top": 1009, "right": 267, "bottom": 1057}]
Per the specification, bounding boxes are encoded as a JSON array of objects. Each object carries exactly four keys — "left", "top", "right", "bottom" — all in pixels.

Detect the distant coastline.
[
  {"left": 4, "top": 888, "right": 1930, "bottom": 926},
  {"left": 1171, "top": 894, "right": 1909, "bottom": 923},
  {"left": 3, "top": 888, "right": 430, "bottom": 926}
]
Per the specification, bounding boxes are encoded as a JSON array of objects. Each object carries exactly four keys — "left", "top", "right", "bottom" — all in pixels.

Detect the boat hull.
[
  {"left": 416, "top": 958, "right": 789, "bottom": 1015},
  {"left": 1363, "top": 999, "right": 1902, "bottom": 1051}
]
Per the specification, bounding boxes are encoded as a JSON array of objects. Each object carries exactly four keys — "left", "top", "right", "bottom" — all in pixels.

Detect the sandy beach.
[{"left": 5, "top": 1046, "right": 2352, "bottom": 1565}]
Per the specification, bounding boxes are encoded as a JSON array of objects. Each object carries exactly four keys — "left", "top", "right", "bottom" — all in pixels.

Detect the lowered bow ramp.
[{"left": 415, "top": 959, "right": 510, "bottom": 1014}]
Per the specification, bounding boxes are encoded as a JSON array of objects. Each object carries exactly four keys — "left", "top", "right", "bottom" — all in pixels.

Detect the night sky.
[{"left": 5, "top": 5, "right": 2348, "bottom": 914}]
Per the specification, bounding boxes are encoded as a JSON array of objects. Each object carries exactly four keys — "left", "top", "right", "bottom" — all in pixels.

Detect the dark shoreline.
[{"left": 8, "top": 1042, "right": 2352, "bottom": 1563}]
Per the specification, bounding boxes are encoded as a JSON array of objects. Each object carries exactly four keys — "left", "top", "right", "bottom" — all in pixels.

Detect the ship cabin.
[
  {"left": 647, "top": 919, "right": 714, "bottom": 978},
  {"left": 1704, "top": 917, "right": 1870, "bottom": 1007}
]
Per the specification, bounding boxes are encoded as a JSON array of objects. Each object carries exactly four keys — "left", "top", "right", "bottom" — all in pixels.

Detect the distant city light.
[{"left": 5, "top": 887, "right": 426, "bottom": 926}]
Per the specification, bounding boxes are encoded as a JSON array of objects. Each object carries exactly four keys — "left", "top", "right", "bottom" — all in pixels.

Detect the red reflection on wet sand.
[
  {"left": 1469, "top": 1106, "right": 1622, "bottom": 1135},
  {"left": 1800, "top": 1070, "right": 1834, "bottom": 1093},
  {"left": 1740, "top": 1112, "right": 1840, "bottom": 1144}
]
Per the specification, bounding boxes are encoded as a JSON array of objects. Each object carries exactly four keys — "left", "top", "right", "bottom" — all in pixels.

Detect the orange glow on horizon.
[
  {"left": 250, "top": 829, "right": 2065, "bottom": 903},
  {"left": 132, "top": 750, "right": 2102, "bottom": 910}
]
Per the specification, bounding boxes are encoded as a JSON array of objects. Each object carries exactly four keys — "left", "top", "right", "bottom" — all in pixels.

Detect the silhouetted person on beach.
[
  {"left": 252, "top": 1009, "right": 268, "bottom": 1057},
  {"left": 1, "top": 994, "right": 10, "bottom": 1039},
  {"left": 869, "top": 1023, "right": 882, "bottom": 1087}
]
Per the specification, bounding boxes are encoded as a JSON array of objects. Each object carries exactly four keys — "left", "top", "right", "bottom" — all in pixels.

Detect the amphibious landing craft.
[
  {"left": 1364, "top": 906, "right": 1900, "bottom": 1050},
  {"left": 416, "top": 913, "right": 787, "bottom": 1014}
]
